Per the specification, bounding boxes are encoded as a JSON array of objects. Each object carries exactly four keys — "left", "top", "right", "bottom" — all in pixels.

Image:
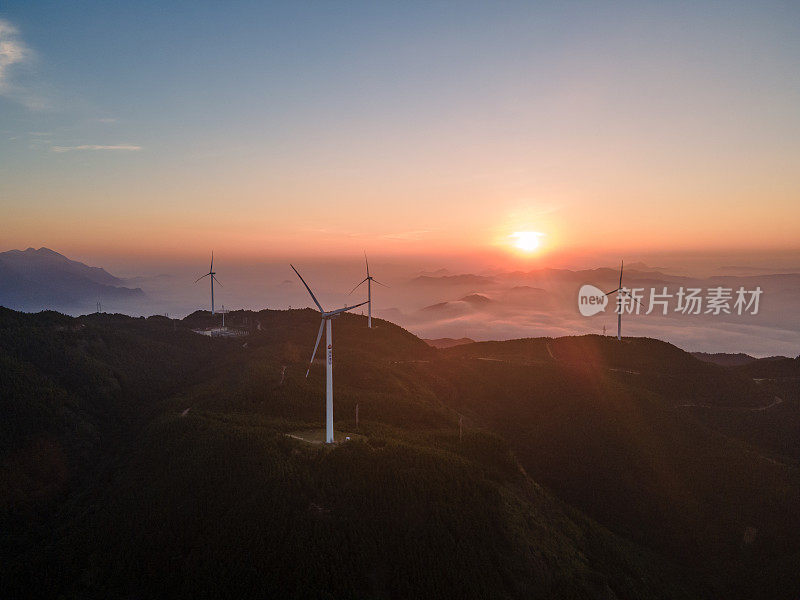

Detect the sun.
[{"left": 510, "top": 231, "right": 544, "bottom": 253}]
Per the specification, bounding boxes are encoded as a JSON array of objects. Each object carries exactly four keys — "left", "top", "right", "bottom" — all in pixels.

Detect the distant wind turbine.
[
  {"left": 605, "top": 260, "right": 643, "bottom": 340},
  {"left": 348, "top": 252, "right": 388, "bottom": 328},
  {"left": 195, "top": 252, "right": 222, "bottom": 315},
  {"left": 292, "top": 264, "right": 368, "bottom": 443}
]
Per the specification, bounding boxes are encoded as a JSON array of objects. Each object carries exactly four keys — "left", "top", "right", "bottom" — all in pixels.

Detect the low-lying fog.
[{"left": 102, "top": 257, "right": 799, "bottom": 358}]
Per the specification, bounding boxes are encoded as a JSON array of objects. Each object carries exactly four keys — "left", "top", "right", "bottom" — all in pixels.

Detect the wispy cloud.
[
  {"left": 0, "top": 19, "right": 27, "bottom": 92},
  {"left": 0, "top": 18, "right": 50, "bottom": 109},
  {"left": 50, "top": 144, "right": 142, "bottom": 153}
]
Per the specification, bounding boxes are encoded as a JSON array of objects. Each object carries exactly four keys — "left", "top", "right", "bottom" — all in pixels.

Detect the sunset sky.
[{"left": 1, "top": 1, "right": 799, "bottom": 269}]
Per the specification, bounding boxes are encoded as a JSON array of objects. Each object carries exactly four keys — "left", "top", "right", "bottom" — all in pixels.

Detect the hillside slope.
[
  {"left": 399, "top": 335, "right": 800, "bottom": 597},
  {"left": 2, "top": 309, "right": 798, "bottom": 598}
]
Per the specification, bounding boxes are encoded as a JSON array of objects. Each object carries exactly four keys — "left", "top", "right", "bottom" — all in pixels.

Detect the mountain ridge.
[{"left": 0, "top": 247, "right": 144, "bottom": 313}]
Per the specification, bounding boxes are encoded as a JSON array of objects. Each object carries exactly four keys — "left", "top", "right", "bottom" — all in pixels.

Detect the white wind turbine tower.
[
  {"left": 605, "top": 260, "right": 643, "bottom": 340},
  {"left": 348, "top": 252, "right": 388, "bottom": 328},
  {"left": 194, "top": 252, "right": 222, "bottom": 315},
  {"left": 292, "top": 264, "right": 368, "bottom": 444}
]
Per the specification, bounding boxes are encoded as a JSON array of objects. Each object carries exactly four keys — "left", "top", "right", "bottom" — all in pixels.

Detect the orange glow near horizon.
[{"left": 2, "top": 3, "right": 800, "bottom": 268}]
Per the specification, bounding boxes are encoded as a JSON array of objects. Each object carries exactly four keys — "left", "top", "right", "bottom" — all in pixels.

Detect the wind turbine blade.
[
  {"left": 290, "top": 264, "right": 324, "bottom": 312},
  {"left": 212, "top": 275, "right": 223, "bottom": 287},
  {"left": 364, "top": 251, "right": 370, "bottom": 278},
  {"left": 325, "top": 300, "right": 369, "bottom": 316},
  {"left": 621, "top": 289, "right": 645, "bottom": 310},
  {"left": 347, "top": 278, "right": 369, "bottom": 295},
  {"left": 306, "top": 320, "right": 325, "bottom": 377},
  {"left": 210, "top": 251, "right": 214, "bottom": 272},
  {"left": 194, "top": 273, "right": 210, "bottom": 284},
  {"left": 371, "top": 278, "right": 389, "bottom": 288},
  {"left": 619, "top": 260, "right": 623, "bottom": 288},
  {"left": 344, "top": 300, "right": 370, "bottom": 312},
  {"left": 605, "top": 288, "right": 619, "bottom": 295}
]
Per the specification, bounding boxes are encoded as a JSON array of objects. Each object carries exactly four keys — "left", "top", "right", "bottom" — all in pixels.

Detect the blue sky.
[{"left": 1, "top": 1, "right": 799, "bottom": 264}]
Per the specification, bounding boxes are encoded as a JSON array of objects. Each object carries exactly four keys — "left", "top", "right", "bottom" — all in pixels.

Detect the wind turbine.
[
  {"left": 605, "top": 260, "right": 643, "bottom": 340},
  {"left": 292, "top": 264, "right": 368, "bottom": 443},
  {"left": 348, "top": 252, "right": 388, "bottom": 328},
  {"left": 195, "top": 252, "right": 222, "bottom": 315}
]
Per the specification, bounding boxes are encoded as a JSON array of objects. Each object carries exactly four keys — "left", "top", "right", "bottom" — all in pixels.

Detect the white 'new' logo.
[{"left": 578, "top": 284, "right": 608, "bottom": 316}]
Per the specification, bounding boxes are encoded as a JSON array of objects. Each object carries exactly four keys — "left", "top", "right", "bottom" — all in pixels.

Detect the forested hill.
[{"left": 1, "top": 307, "right": 798, "bottom": 599}]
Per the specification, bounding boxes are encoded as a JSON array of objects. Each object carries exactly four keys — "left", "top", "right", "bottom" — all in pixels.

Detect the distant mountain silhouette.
[
  {"left": 416, "top": 268, "right": 450, "bottom": 277},
  {"left": 502, "top": 285, "right": 550, "bottom": 304},
  {"left": 507, "top": 285, "right": 546, "bottom": 293},
  {"left": 626, "top": 261, "right": 667, "bottom": 271},
  {"left": 0, "top": 247, "right": 144, "bottom": 312},
  {"left": 459, "top": 293, "right": 492, "bottom": 306},
  {"left": 691, "top": 352, "right": 759, "bottom": 366},
  {"left": 717, "top": 265, "right": 800, "bottom": 275},
  {"left": 410, "top": 274, "right": 495, "bottom": 286},
  {"left": 420, "top": 294, "right": 492, "bottom": 314},
  {"left": 420, "top": 301, "right": 452, "bottom": 312},
  {"left": 423, "top": 337, "right": 475, "bottom": 348}
]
